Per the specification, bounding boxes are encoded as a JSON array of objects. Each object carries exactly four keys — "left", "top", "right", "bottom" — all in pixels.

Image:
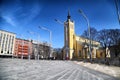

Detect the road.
[{"left": 0, "top": 58, "right": 118, "bottom": 80}]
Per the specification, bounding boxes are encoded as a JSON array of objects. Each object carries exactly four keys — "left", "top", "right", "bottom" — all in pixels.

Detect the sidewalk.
[{"left": 74, "top": 61, "right": 120, "bottom": 79}]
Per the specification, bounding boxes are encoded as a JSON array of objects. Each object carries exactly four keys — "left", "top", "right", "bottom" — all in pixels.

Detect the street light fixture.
[
  {"left": 54, "top": 19, "right": 63, "bottom": 24},
  {"left": 78, "top": 9, "right": 92, "bottom": 62},
  {"left": 27, "top": 31, "right": 34, "bottom": 60},
  {"left": 18, "top": 34, "right": 24, "bottom": 59},
  {"left": 38, "top": 26, "right": 52, "bottom": 59}
]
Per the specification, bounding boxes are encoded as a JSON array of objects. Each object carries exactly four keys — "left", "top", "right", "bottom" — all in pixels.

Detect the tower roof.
[{"left": 67, "top": 10, "right": 71, "bottom": 20}]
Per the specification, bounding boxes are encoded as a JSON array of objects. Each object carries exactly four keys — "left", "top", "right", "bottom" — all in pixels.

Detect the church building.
[{"left": 63, "top": 12, "right": 101, "bottom": 60}]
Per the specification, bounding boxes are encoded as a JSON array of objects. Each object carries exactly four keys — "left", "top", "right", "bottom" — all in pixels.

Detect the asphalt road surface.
[{"left": 0, "top": 58, "right": 119, "bottom": 80}]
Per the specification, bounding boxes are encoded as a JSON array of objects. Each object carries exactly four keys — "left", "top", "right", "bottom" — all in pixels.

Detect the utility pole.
[
  {"left": 28, "top": 31, "right": 40, "bottom": 60},
  {"left": 78, "top": 9, "right": 92, "bottom": 63},
  {"left": 20, "top": 34, "right": 24, "bottom": 59},
  {"left": 28, "top": 39, "right": 31, "bottom": 60},
  {"left": 38, "top": 26, "right": 52, "bottom": 59},
  {"left": 115, "top": 0, "right": 120, "bottom": 25},
  {"left": 27, "top": 31, "right": 32, "bottom": 60}
]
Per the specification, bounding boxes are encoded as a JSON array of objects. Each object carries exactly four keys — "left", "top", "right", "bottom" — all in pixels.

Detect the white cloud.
[
  {"left": 2, "top": 16, "right": 16, "bottom": 27},
  {"left": 28, "top": 3, "right": 41, "bottom": 21}
]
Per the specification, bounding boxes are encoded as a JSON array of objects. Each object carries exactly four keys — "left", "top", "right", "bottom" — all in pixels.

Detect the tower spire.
[{"left": 67, "top": 10, "right": 71, "bottom": 20}]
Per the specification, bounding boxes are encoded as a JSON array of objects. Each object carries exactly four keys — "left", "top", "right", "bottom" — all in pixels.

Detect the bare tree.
[
  {"left": 109, "top": 29, "right": 120, "bottom": 45},
  {"left": 81, "top": 27, "right": 98, "bottom": 41},
  {"left": 108, "top": 29, "right": 120, "bottom": 57},
  {"left": 96, "top": 29, "right": 110, "bottom": 63},
  {"left": 97, "top": 29, "right": 120, "bottom": 57},
  {"left": 97, "top": 29, "right": 110, "bottom": 48},
  {"left": 97, "top": 29, "right": 120, "bottom": 47}
]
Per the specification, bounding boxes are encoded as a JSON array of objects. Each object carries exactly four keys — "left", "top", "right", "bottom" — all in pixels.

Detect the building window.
[
  {"left": 4, "top": 34, "right": 6, "bottom": 38},
  {"left": 0, "top": 33, "right": 2, "bottom": 44},
  {"left": 2, "top": 44, "right": 4, "bottom": 49},
  {"left": 8, "top": 35, "right": 11, "bottom": 47},
  {"left": 5, "top": 48, "right": 7, "bottom": 51},
  {"left": 11, "top": 48, "right": 12, "bottom": 52}
]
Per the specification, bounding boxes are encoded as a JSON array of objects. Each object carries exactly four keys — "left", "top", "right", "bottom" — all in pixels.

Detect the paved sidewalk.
[
  {"left": 74, "top": 61, "right": 120, "bottom": 79},
  {"left": 0, "top": 58, "right": 119, "bottom": 80}
]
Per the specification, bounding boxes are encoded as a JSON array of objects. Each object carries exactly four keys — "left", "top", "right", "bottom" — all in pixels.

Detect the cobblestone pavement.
[{"left": 0, "top": 58, "right": 119, "bottom": 80}]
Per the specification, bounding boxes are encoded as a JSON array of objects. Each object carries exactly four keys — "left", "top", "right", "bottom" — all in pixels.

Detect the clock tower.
[{"left": 63, "top": 11, "right": 74, "bottom": 60}]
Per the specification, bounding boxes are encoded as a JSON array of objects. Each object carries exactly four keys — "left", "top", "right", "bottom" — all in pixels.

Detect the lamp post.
[
  {"left": 28, "top": 39, "right": 31, "bottom": 60},
  {"left": 38, "top": 26, "right": 52, "bottom": 59},
  {"left": 21, "top": 39, "right": 24, "bottom": 59},
  {"left": 20, "top": 35, "right": 24, "bottom": 59},
  {"left": 27, "top": 31, "right": 32, "bottom": 60},
  {"left": 55, "top": 19, "right": 69, "bottom": 60},
  {"left": 18, "top": 34, "right": 24, "bottom": 59},
  {"left": 78, "top": 9, "right": 92, "bottom": 62},
  {"left": 28, "top": 31, "right": 40, "bottom": 60},
  {"left": 115, "top": 0, "right": 120, "bottom": 25}
]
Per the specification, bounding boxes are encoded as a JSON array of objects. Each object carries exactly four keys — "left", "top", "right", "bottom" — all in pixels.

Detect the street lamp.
[
  {"left": 55, "top": 19, "right": 69, "bottom": 60},
  {"left": 27, "top": 31, "right": 34, "bottom": 60},
  {"left": 28, "top": 31, "right": 40, "bottom": 60},
  {"left": 55, "top": 19, "right": 63, "bottom": 24},
  {"left": 78, "top": 9, "right": 92, "bottom": 62},
  {"left": 20, "top": 35, "right": 24, "bottom": 59},
  {"left": 38, "top": 26, "right": 52, "bottom": 59},
  {"left": 115, "top": 0, "right": 120, "bottom": 25}
]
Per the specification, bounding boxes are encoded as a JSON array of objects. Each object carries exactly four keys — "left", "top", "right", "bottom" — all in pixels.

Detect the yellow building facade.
[{"left": 63, "top": 12, "right": 101, "bottom": 60}]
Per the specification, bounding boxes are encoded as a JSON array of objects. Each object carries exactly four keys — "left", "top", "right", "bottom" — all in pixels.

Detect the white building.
[{"left": 0, "top": 30, "right": 16, "bottom": 56}]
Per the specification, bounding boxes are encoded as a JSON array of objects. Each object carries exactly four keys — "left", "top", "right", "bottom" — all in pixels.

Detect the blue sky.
[{"left": 0, "top": 0, "right": 120, "bottom": 48}]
